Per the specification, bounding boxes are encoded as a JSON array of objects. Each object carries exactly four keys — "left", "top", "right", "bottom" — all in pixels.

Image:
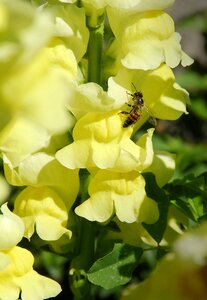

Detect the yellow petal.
[
  {"left": 14, "top": 186, "right": 71, "bottom": 240},
  {"left": 0, "top": 203, "right": 24, "bottom": 250}
]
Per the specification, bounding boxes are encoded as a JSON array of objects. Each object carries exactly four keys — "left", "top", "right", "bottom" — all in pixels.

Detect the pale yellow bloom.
[
  {"left": 0, "top": 246, "right": 61, "bottom": 300},
  {"left": 161, "top": 206, "right": 189, "bottom": 246},
  {"left": 14, "top": 186, "right": 71, "bottom": 240},
  {"left": 56, "top": 112, "right": 154, "bottom": 172},
  {"left": 0, "top": 175, "right": 10, "bottom": 204},
  {"left": 0, "top": 116, "right": 50, "bottom": 168},
  {"left": 67, "top": 81, "right": 116, "bottom": 120},
  {"left": 108, "top": 64, "right": 190, "bottom": 127},
  {"left": 4, "top": 153, "right": 79, "bottom": 209},
  {"left": 106, "top": 0, "right": 175, "bottom": 12},
  {"left": 0, "top": 203, "right": 24, "bottom": 250},
  {"left": 144, "top": 151, "right": 176, "bottom": 187},
  {"left": 106, "top": 218, "right": 161, "bottom": 247},
  {"left": 48, "top": 4, "right": 89, "bottom": 61},
  {"left": 107, "top": 10, "right": 193, "bottom": 70},
  {"left": 0, "top": 0, "right": 52, "bottom": 70},
  {"left": 75, "top": 170, "right": 158, "bottom": 223},
  {"left": 1, "top": 45, "right": 77, "bottom": 135}
]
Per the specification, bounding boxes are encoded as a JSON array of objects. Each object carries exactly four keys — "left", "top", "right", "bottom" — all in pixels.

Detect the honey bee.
[{"left": 120, "top": 84, "right": 156, "bottom": 128}]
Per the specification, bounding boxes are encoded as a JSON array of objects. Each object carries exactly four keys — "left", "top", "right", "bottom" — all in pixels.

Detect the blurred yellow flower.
[
  {"left": 48, "top": 4, "right": 89, "bottom": 61},
  {"left": 0, "top": 246, "right": 61, "bottom": 299}
]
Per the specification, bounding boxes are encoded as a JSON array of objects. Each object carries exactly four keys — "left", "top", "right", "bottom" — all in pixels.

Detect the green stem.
[
  {"left": 71, "top": 220, "right": 96, "bottom": 300},
  {"left": 70, "top": 172, "right": 97, "bottom": 300},
  {"left": 87, "top": 23, "right": 104, "bottom": 84}
]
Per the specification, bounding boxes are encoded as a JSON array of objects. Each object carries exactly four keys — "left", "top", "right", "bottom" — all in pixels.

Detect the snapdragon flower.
[
  {"left": 106, "top": 9, "right": 193, "bottom": 70},
  {"left": 0, "top": 0, "right": 195, "bottom": 298},
  {"left": 0, "top": 203, "right": 61, "bottom": 299},
  {"left": 108, "top": 64, "right": 190, "bottom": 125},
  {"left": 4, "top": 153, "right": 79, "bottom": 240},
  {"left": 75, "top": 140, "right": 175, "bottom": 225},
  {"left": 48, "top": 4, "right": 89, "bottom": 62},
  {"left": 0, "top": 0, "right": 52, "bottom": 71},
  {"left": 3, "top": 153, "right": 79, "bottom": 209},
  {"left": 75, "top": 170, "right": 158, "bottom": 224},
  {"left": 106, "top": 0, "right": 175, "bottom": 12},
  {"left": 0, "top": 246, "right": 61, "bottom": 300},
  {"left": 56, "top": 115, "right": 154, "bottom": 171},
  {"left": 13, "top": 186, "right": 71, "bottom": 240},
  {"left": 0, "top": 203, "right": 24, "bottom": 250},
  {"left": 0, "top": 175, "right": 10, "bottom": 204}
]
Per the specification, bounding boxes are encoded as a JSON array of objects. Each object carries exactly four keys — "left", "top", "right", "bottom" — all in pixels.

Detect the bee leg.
[
  {"left": 119, "top": 111, "right": 129, "bottom": 115},
  {"left": 126, "top": 92, "right": 133, "bottom": 97}
]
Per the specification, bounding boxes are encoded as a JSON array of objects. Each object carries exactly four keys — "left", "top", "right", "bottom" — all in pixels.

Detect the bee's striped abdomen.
[{"left": 123, "top": 111, "right": 140, "bottom": 128}]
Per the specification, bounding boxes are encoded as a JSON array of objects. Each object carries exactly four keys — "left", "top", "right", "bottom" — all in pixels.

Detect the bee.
[{"left": 120, "top": 84, "right": 156, "bottom": 128}]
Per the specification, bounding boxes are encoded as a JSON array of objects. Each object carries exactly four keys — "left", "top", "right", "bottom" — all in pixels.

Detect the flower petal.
[
  {"left": 0, "top": 203, "right": 24, "bottom": 250},
  {"left": 14, "top": 186, "right": 71, "bottom": 240}
]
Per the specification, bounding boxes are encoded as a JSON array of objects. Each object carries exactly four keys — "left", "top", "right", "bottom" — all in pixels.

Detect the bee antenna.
[{"left": 131, "top": 82, "right": 138, "bottom": 92}]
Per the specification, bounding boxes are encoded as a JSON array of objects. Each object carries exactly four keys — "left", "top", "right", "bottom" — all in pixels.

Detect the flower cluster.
[{"left": 0, "top": 0, "right": 193, "bottom": 299}]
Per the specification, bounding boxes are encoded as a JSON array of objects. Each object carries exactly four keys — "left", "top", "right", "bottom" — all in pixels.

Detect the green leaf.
[
  {"left": 165, "top": 173, "right": 207, "bottom": 221},
  {"left": 142, "top": 173, "right": 170, "bottom": 243},
  {"left": 170, "top": 198, "right": 196, "bottom": 221},
  {"left": 87, "top": 243, "right": 143, "bottom": 289},
  {"left": 167, "top": 173, "right": 207, "bottom": 197}
]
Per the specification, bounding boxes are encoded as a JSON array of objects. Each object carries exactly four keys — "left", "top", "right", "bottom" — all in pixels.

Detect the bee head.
[
  {"left": 133, "top": 92, "right": 144, "bottom": 106},
  {"left": 134, "top": 91, "right": 143, "bottom": 98}
]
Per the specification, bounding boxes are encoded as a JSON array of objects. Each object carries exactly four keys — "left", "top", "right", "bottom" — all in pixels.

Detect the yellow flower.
[
  {"left": 48, "top": 4, "right": 89, "bottom": 61},
  {"left": 56, "top": 111, "right": 154, "bottom": 171},
  {"left": 106, "top": 218, "right": 160, "bottom": 247},
  {"left": 106, "top": 0, "right": 175, "bottom": 12},
  {"left": 14, "top": 186, "right": 71, "bottom": 240},
  {"left": 0, "top": 0, "right": 52, "bottom": 70},
  {"left": 67, "top": 82, "right": 116, "bottom": 120},
  {"left": 0, "top": 175, "right": 10, "bottom": 204},
  {"left": 0, "top": 203, "right": 24, "bottom": 250},
  {"left": 108, "top": 64, "right": 190, "bottom": 126},
  {"left": 75, "top": 170, "right": 158, "bottom": 223},
  {"left": 0, "top": 246, "right": 61, "bottom": 299},
  {"left": 107, "top": 10, "right": 193, "bottom": 70},
  {"left": 0, "top": 116, "right": 50, "bottom": 168},
  {"left": 161, "top": 206, "right": 189, "bottom": 246},
  {"left": 1, "top": 44, "right": 77, "bottom": 136},
  {"left": 3, "top": 153, "right": 79, "bottom": 209},
  {"left": 144, "top": 151, "right": 176, "bottom": 187}
]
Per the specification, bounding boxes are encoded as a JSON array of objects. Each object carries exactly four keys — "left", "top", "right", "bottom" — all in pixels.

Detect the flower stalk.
[{"left": 87, "top": 21, "right": 104, "bottom": 84}]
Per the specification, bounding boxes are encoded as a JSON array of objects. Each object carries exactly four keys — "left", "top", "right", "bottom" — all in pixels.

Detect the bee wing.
[
  {"left": 143, "top": 105, "right": 157, "bottom": 126},
  {"left": 148, "top": 115, "right": 157, "bottom": 126}
]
